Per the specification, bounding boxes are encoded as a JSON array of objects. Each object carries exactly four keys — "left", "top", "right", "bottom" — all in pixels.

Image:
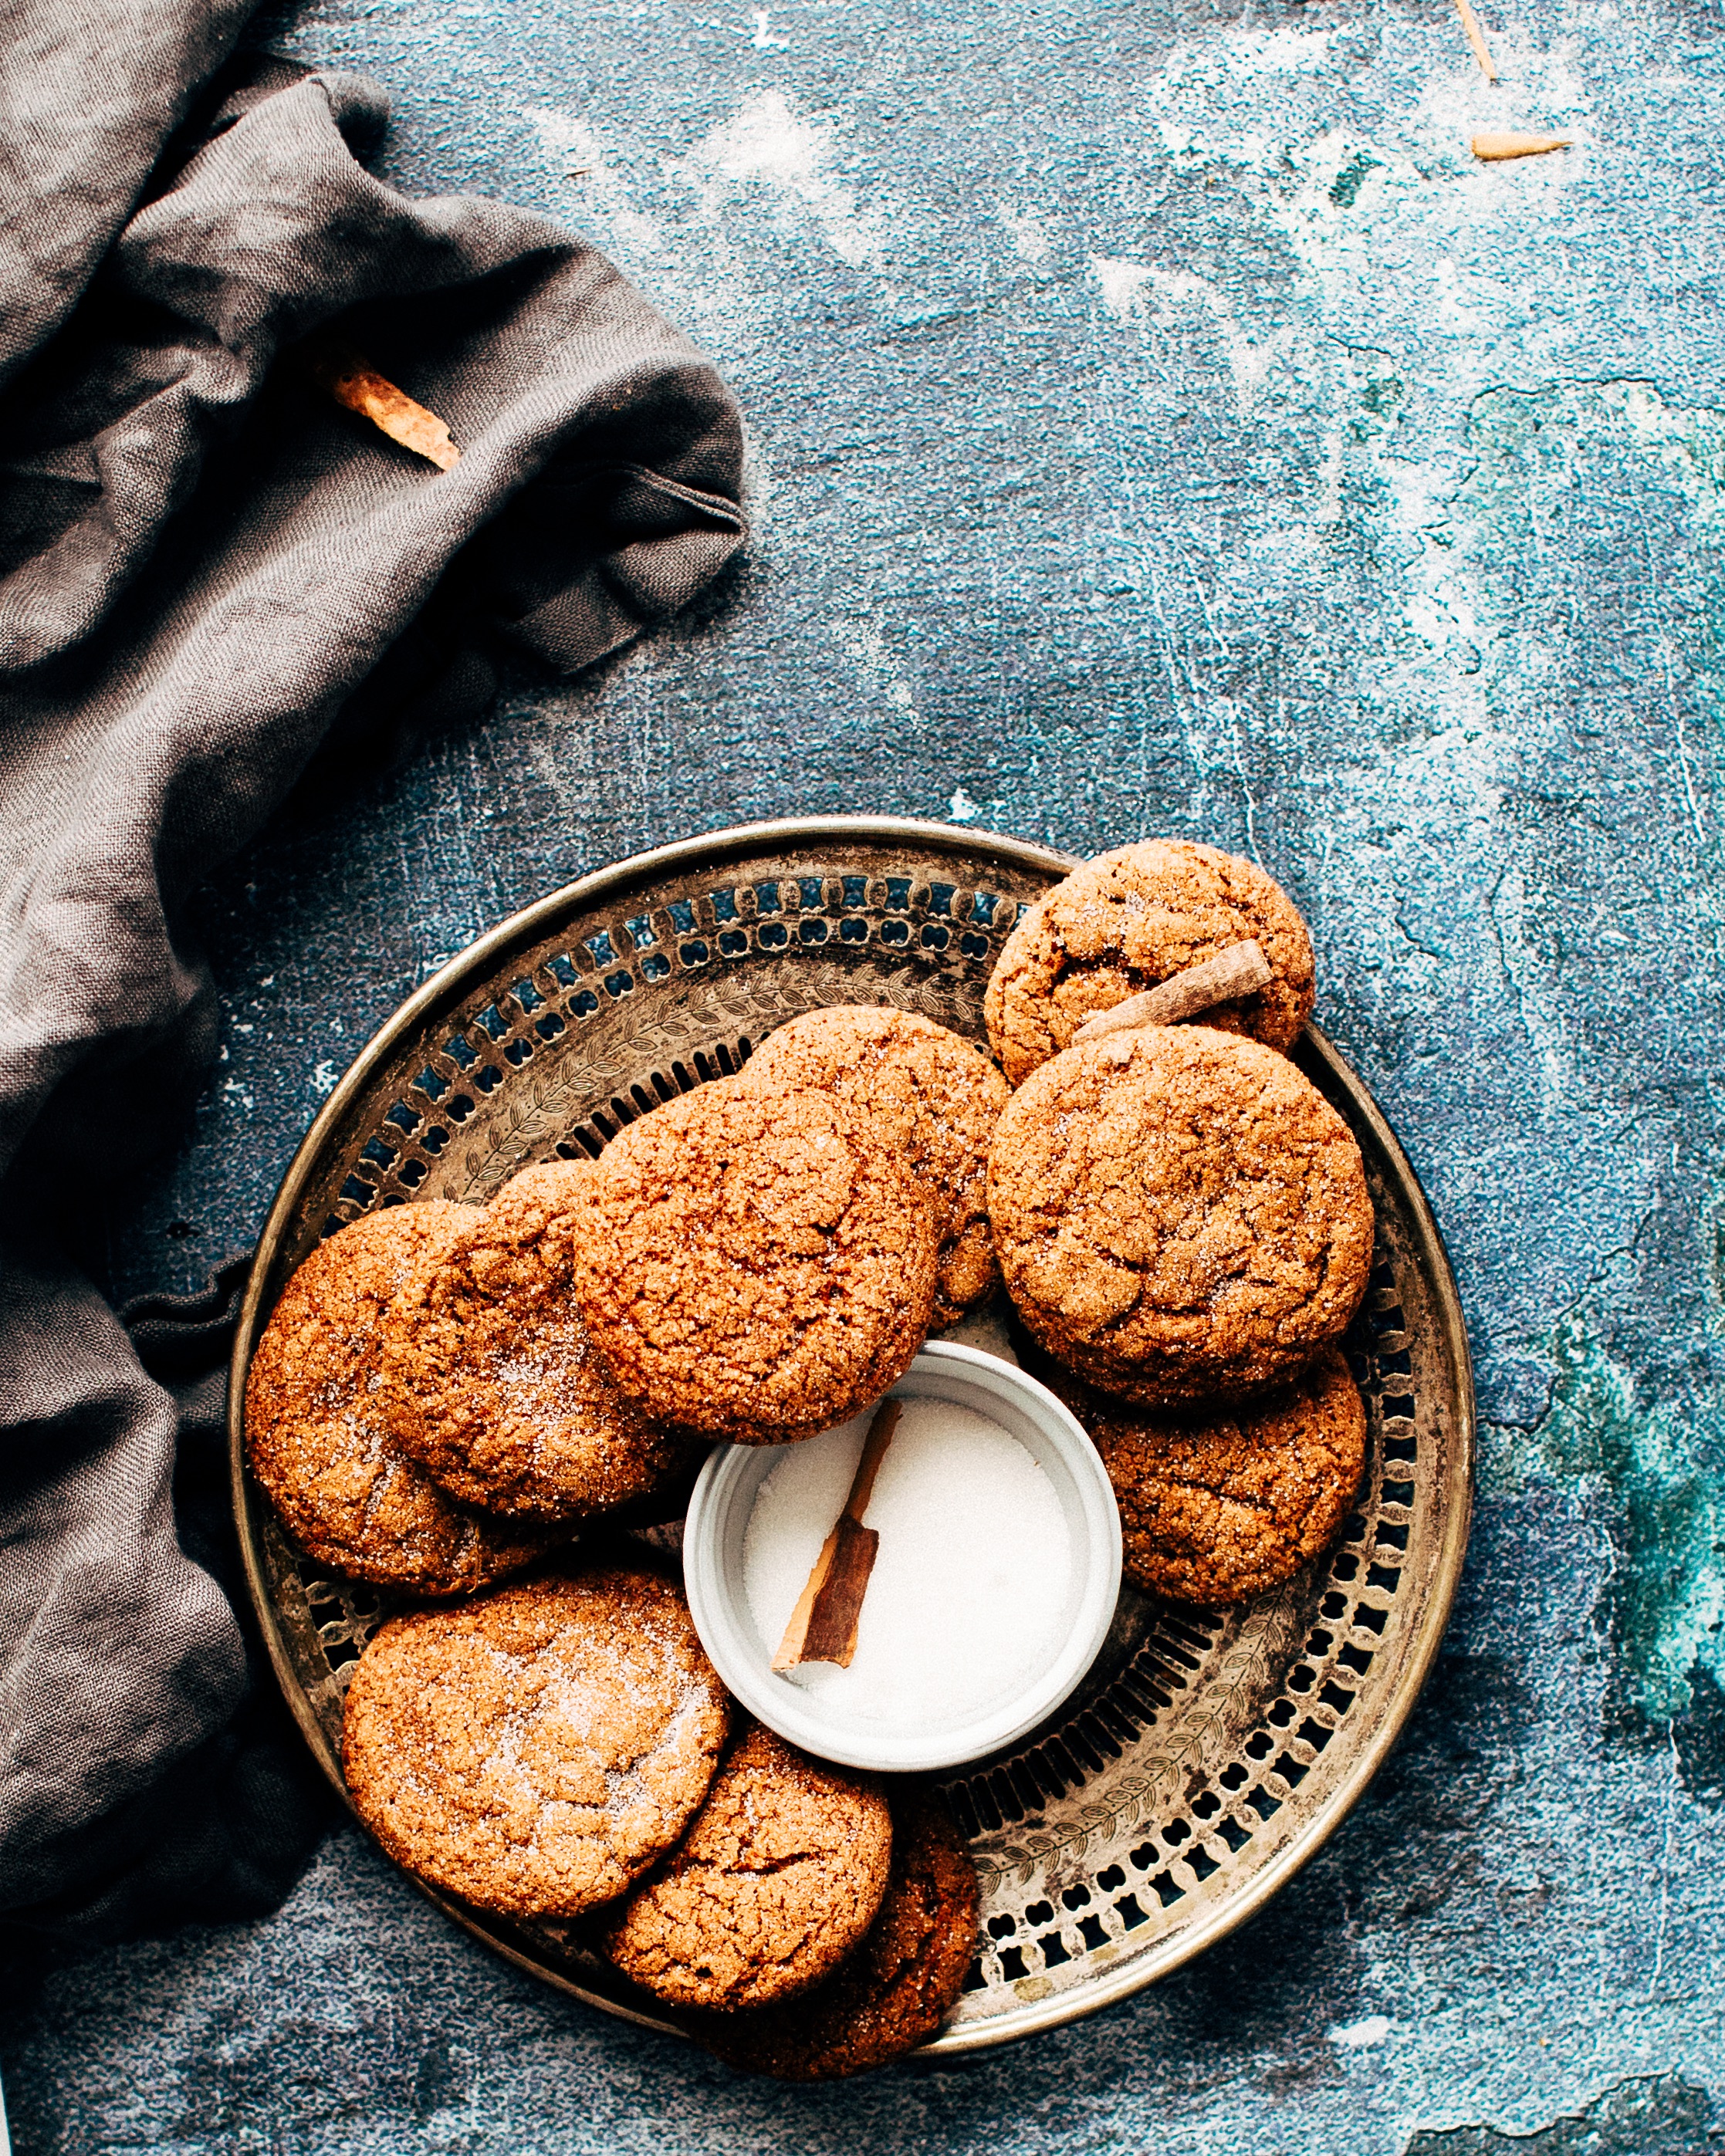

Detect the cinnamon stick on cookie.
[
  {"left": 985, "top": 840, "right": 1312, "bottom": 1083},
  {"left": 1070, "top": 939, "right": 1273, "bottom": 1046}
]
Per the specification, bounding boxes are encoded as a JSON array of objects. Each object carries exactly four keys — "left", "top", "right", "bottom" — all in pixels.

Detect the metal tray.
[{"left": 229, "top": 816, "right": 1474, "bottom": 2053}]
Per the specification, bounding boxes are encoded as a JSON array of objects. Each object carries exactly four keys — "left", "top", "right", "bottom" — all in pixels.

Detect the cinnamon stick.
[
  {"left": 1471, "top": 132, "right": 1571, "bottom": 161},
  {"left": 772, "top": 1398, "right": 901, "bottom": 1672},
  {"left": 1069, "top": 939, "right": 1274, "bottom": 1047},
  {"left": 1453, "top": 0, "right": 1499, "bottom": 82},
  {"left": 299, "top": 336, "right": 462, "bottom": 471}
]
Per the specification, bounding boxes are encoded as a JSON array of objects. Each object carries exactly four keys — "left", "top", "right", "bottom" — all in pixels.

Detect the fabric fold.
[{"left": 0, "top": 31, "right": 745, "bottom": 1938}]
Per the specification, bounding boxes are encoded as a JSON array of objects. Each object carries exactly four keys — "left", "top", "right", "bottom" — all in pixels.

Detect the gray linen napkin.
[{"left": 0, "top": 15, "right": 744, "bottom": 1936}]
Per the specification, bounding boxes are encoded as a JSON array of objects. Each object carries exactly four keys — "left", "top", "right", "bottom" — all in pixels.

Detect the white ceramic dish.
[{"left": 682, "top": 1339, "right": 1123, "bottom": 1773}]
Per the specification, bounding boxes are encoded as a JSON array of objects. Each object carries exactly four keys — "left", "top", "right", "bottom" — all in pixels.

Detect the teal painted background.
[{"left": 8, "top": 0, "right": 1725, "bottom": 2148}]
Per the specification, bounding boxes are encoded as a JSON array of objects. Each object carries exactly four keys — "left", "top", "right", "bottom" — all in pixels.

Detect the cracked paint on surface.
[
  {"left": 9, "top": 0, "right": 1725, "bottom": 2150},
  {"left": 1403, "top": 2073, "right": 1715, "bottom": 2154}
]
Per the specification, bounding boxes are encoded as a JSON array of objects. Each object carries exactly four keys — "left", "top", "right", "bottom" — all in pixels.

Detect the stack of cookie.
[
  {"left": 983, "top": 839, "right": 1375, "bottom": 1607},
  {"left": 245, "top": 1004, "right": 1006, "bottom": 2077},
  {"left": 245, "top": 1172, "right": 703, "bottom": 1600},
  {"left": 248, "top": 997, "right": 1010, "bottom": 1590},
  {"left": 338, "top": 1563, "right": 979, "bottom": 2080},
  {"left": 242, "top": 831, "right": 1373, "bottom": 2072}
]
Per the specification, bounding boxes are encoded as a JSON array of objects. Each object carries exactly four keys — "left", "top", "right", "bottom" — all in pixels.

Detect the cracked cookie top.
[
  {"left": 988, "top": 1025, "right": 1373, "bottom": 1405},
  {"left": 737, "top": 1004, "right": 1010, "bottom": 1329},
  {"left": 245, "top": 1201, "right": 556, "bottom": 1596},
  {"left": 571, "top": 1080, "right": 939, "bottom": 1442},
  {"left": 341, "top": 1565, "right": 730, "bottom": 1919},
  {"left": 694, "top": 1789, "right": 979, "bottom": 2081},
  {"left": 380, "top": 1161, "right": 698, "bottom": 1524},
  {"left": 1047, "top": 1348, "right": 1367, "bottom": 1604},
  {"left": 984, "top": 840, "right": 1315, "bottom": 1086},
  {"left": 600, "top": 1722, "right": 892, "bottom": 2011}
]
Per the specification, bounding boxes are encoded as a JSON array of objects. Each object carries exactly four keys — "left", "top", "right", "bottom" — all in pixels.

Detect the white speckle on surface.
[
  {"left": 694, "top": 90, "right": 881, "bottom": 267},
  {"left": 996, "top": 201, "right": 1050, "bottom": 262},
  {"left": 835, "top": 615, "right": 917, "bottom": 717},
  {"left": 684, "top": 7, "right": 785, "bottom": 45},
  {"left": 1091, "top": 255, "right": 1155, "bottom": 319},
  {"left": 949, "top": 785, "right": 980, "bottom": 823},
  {"left": 1189, "top": 21, "right": 1333, "bottom": 76},
  {"left": 1097, "top": 262, "right": 1295, "bottom": 412},
  {"left": 310, "top": 1060, "right": 338, "bottom": 1096},
  {"left": 1092, "top": 255, "right": 1297, "bottom": 410},
  {"left": 519, "top": 108, "right": 664, "bottom": 262},
  {"left": 742, "top": 1400, "right": 1073, "bottom": 1734},
  {"left": 1330, "top": 2016, "right": 1393, "bottom": 2049}
]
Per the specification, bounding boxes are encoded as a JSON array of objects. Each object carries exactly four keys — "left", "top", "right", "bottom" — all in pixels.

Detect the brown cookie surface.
[
  {"left": 245, "top": 1203, "right": 554, "bottom": 1597},
  {"left": 989, "top": 1026, "right": 1373, "bottom": 1404},
  {"left": 341, "top": 1564, "right": 730, "bottom": 1918},
  {"left": 1050, "top": 1349, "right": 1367, "bottom": 1603},
  {"left": 600, "top": 1722, "right": 892, "bottom": 2012},
  {"left": 985, "top": 840, "right": 1315, "bottom": 1086},
  {"left": 695, "top": 1789, "right": 979, "bottom": 2080},
  {"left": 381, "top": 1161, "right": 698, "bottom": 1522},
  {"left": 571, "top": 1080, "right": 938, "bottom": 1442},
  {"left": 739, "top": 1005, "right": 1009, "bottom": 1326}
]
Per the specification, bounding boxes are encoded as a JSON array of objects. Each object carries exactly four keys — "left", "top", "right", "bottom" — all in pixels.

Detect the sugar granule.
[{"left": 742, "top": 1398, "right": 1074, "bottom": 1732}]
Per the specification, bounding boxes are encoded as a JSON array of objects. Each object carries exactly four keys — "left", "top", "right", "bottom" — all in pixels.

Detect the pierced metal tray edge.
[{"left": 226, "top": 813, "right": 1476, "bottom": 2057}]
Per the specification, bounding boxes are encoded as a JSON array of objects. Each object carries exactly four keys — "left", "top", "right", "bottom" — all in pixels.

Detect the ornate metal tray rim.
[{"left": 228, "top": 813, "right": 1476, "bottom": 2057}]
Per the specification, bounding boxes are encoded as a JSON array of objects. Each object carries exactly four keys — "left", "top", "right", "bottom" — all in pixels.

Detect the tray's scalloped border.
[{"left": 227, "top": 814, "right": 1475, "bottom": 2056}]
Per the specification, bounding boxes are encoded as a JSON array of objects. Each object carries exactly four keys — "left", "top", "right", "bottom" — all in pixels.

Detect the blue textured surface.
[{"left": 9, "top": 0, "right": 1725, "bottom": 2148}]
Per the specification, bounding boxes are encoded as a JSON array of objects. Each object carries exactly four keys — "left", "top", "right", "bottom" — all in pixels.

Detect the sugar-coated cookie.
[
  {"left": 985, "top": 840, "right": 1314, "bottom": 1086},
  {"left": 381, "top": 1161, "right": 698, "bottom": 1522},
  {"left": 988, "top": 1026, "right": 1372, "bottom": 1404},
  {"left": 600, "top": 1722, "right": 892, "bottom": 2011},
  {"left": 342, "top": 1565, "right": 730, "bottom": 1918},
  {"left": 572, "top": 1081, "right": 938, "bottom": 1442},
  {"left": 245, "top": 1202, "right": 555, "bottom": 1595}
]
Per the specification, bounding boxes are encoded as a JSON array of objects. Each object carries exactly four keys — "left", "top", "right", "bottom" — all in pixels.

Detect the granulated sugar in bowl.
[
  {"left": 745, "top": 1401, "right": 1071, "bottom": 1730},
  {"left": 683, "top": 1340, "right": 1123, "bottom": 1773}
]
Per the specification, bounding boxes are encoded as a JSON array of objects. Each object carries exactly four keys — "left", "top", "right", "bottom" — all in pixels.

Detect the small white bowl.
[{"left": 682, "top": 1339, "right": 1123, "bottom": 1774}]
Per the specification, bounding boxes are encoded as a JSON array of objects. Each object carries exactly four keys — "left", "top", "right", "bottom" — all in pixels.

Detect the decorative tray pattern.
[{"left": 229, "top": 816, "right": 1474, "bottom": 2053}]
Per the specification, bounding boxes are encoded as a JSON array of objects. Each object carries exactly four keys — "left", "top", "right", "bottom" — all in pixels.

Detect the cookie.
[
  {"left": 381, "top": 1161, "right": 698, "bottom": 1523},
  {"left": 985, "top": 840, "right": 1315, "bottom": 1085},
  {"left": 571, "top": 1080, "right": 939, "bottom": 1442},
  {"left": 695, "top": 1790, "right": 979, "bottom": 2080},
  {"left": 1050, "top": 1350, "right": 1367, "bottom": 1604},
  {"left": 341, "top": 1564, "right": 730, "bottom": 1918},
  {"left": 988, "top": 1026, "right": 1373, "bottom": 1404},
  {"left": 599, "top": 1722, "right": 892, "bottom": 2011},
  {"left": 245, "top": 1203, "right": 554, "bottom": 1597},
  {"left": 739, "top": 1005, "right": 1010, "bottom": 1326}
]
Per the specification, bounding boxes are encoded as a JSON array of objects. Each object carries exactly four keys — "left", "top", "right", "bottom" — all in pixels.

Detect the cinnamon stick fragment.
[
  {"left": 299, "top": 336, "right": 462, "bottom": 471},
  {"left": 1070, "top": 939, "right": 1274, "bottom": 1047},
  {"left": 1471, "top": 132, "right": 1571, "bottom": 161},
  {"left": 772, "top": 1398, "right": 901, "bottom": 1672},
  {"left": 1453, "top": 0, "right": 1499, "bottom": 82}
]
